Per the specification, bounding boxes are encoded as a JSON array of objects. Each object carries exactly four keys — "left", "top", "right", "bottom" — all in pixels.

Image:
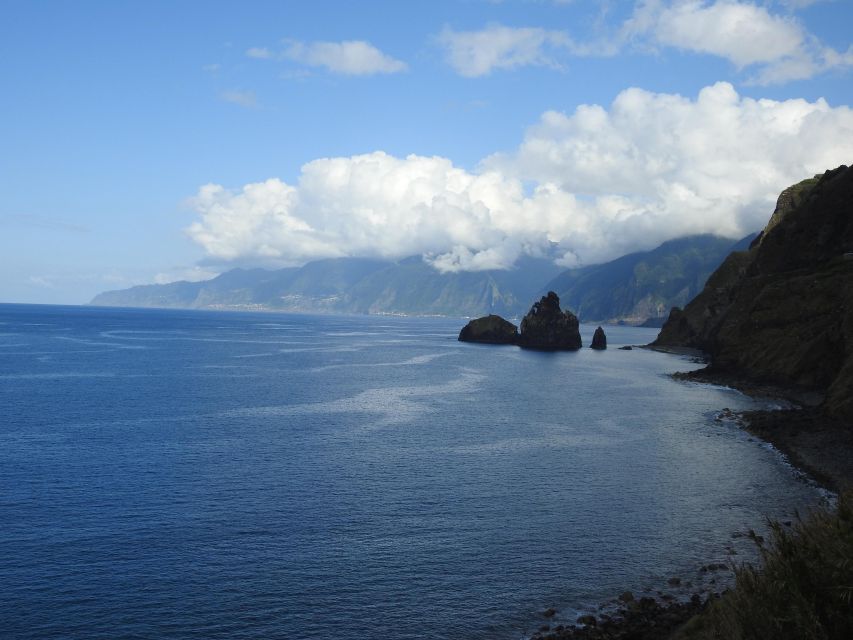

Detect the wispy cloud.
[
  {"left": 0, "top": 213, "right": 90, "bottom": 233},
  {"left": 154, "top": 266, "right": 219, "bottom": 285},
  {"left": 436, "top": 24, "right": 574, "bottom": 77},
  {"left": 246, "top": 46, "right": 273, "bottom": 59},
  {"left": 246, "top": 39, "right": 407, "bottom": 75},
  {"left": 440, "top": 2, "right": 853, "bottom": 85},
  {"left": 776, "top": 0, "right": 828, "bottom": 8},
  {"left": 219, "top": 90, "right": 258, "bottom": 108}
]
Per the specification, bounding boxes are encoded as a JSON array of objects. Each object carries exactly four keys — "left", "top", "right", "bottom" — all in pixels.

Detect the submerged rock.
[
  {"left": 590, "top": 326, "right": 607, "bottom": 350},
  {"left": 458, "top": 314, "right": 519, "bottom": 345},
  {"left": 517, "top": 292, "right": 582, "bottom": 351}
]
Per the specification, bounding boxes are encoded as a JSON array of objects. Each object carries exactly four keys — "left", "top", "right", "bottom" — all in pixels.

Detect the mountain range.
[{"left": 91, "top": 234, "right": 753, "bottom": 323}]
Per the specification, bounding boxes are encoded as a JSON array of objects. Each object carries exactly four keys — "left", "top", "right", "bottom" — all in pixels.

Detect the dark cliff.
[
  {"left": 518, "top": 292, "right": 582, "bottom": 351},
  {"left": 654, "top": 165, "right": 853, "bottom": 423},
  {"left": 458, "top": 315, "right": 519, "bottom": 345}
]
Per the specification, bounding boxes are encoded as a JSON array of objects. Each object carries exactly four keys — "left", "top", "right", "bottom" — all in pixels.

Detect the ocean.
[{"left": 0, "top": 304, "right": 824, "bottom": 639}]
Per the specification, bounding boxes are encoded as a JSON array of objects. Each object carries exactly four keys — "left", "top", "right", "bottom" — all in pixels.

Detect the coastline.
[
  {"left": 671, "top": 367, "right": 853, "bottom": 493},
  {"left": 525, "top": 353, "right": 850, "bottom": 640}
]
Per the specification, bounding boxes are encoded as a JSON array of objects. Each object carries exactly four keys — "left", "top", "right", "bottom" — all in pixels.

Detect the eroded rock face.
[
  {"left": 654, "top": 165, "right": 853, "bottom": 423},
  {"left": 518, "top": 291, "right": 582, "bottom": 351},
  {"left": 458, "top": 314, "right": 519, "bottom": 345},
  {"left": 591, "top": 326, "right": 607, "bottom": 350}
]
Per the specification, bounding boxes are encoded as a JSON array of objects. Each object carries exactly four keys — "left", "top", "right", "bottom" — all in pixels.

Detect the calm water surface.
[{"left": 0, "top": 304, "right": 823, "bottom": 639}]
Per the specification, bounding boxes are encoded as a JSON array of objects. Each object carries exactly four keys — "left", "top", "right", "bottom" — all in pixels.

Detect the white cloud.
[
  {"left": 436, "top": 24, "right": 574, "bottom": 76},
  {"left": 187, "top": 83, "right": 853, "bottom": 271},
  {"left": 623, "top": 1, "right": 853, "bottom": 85},
  {"left": 219, "top": 90, "right": 258, "bottom": 108},
  {"left": 246, "top": 46, "right": 273, "bottom": 59},
  {"left": 282, "top": 39, "right": 407, "bottom": 75},
  {"left": 29, "top": 275, "right": 56, "bottom": 289},
  {"left": 653, "top": 1, "right": 804, "bottom": 67},
  {"left": 154, "top": 266, "right": 220, "bottom": 285},
  {"left": 445, "top": 3, "right": 852, "bottom": 85}
]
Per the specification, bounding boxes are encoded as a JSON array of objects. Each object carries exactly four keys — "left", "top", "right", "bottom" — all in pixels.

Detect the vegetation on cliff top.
[{"left": 677, "top": 493, "right": 853, "bottom": 640}]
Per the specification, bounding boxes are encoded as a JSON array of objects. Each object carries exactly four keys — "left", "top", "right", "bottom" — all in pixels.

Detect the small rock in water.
[
  {"left": 618, "top": 345, "right": 633, "bottom": 350},
  {"left": 458, "top": 314, "right": 518, "bottom": 344},
  {"left": 543, "top": 607, "right": 557, "bottom": 618},
  {"left": 667, "top": 577, "right": 681, "bottom": 586},
  {"left": 618, "top": 591, "right": 635, "bottom": 603},
  {"left": 577, "top": 614, "right": 597, "bottom": 627},
  {"left": 590, "top": 326, "right": 607, "bottom": 350}
]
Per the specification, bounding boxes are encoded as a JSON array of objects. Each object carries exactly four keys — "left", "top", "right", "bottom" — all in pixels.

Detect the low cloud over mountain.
[{"left": 187, "top": 82, "right": 853, "bottom": 273}]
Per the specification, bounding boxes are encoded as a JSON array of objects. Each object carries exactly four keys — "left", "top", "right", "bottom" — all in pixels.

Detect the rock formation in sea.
[
  {"left": 458, "top": 314, "right": 519, "bottom": 344},
  {"left": 590, "top": 326, "right": 607, "bottom": 350},
  {"left": 517, "top": 291, "right": 582, "bottom": 351},
  {"left": 654, "top": 165, "right": 853, "bottom": 423}
]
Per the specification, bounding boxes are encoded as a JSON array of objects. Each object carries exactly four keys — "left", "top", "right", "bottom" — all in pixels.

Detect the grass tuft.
[{"left": 677, "top": 492, "right": 853, "bottom": 640}]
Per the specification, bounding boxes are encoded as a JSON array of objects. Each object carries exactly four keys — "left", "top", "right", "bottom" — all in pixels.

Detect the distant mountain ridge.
[
  {"left": 545, "top": 234, "right": 756, "bottom": 324},
  {"left": 91, "top": 255, "right": 565, "bottom": 318},
  {"left": 91, "top": 234, "right": 752, "bottom": 321}
]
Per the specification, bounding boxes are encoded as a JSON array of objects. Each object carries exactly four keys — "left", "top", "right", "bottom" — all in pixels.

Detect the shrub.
[{"left": 677, "top": 492, "right": 853, "bottom": 640}]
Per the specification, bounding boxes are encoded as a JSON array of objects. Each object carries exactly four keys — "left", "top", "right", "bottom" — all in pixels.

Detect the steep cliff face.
[
  {"left": 517, "top": 291, "right": 582, "bottom": 350},
  {"left": 655, "top": 166, "right": 853, "bottom": 423}
]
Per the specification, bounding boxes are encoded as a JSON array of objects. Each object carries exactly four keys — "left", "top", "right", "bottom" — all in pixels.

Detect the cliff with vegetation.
[
  {"left": 545, "top": 234, "right": 755, "bottom": 324},
  {"left": 655, "top": 166, "right": 853, "bottom": 424}
]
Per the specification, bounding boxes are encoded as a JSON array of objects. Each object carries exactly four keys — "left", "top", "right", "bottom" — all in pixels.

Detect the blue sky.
[{"left": 2, "top": 0, "right": 852, "bottom": 304}]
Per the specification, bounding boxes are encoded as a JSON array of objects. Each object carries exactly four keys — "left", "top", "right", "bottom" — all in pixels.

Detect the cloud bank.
[{"left": 188, "top": 83, "right": 853, "bottom": 271}]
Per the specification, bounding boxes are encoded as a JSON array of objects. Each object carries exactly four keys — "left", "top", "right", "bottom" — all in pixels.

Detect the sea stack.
[
  {"left": 591, "top": 326, "right": 607, "bottom": 350},
  {"left": 458, "top": 314, "right": 519, "bottom": 345},
  {"left": 517, "top": 291, "right": 582, "bottom": 351}
]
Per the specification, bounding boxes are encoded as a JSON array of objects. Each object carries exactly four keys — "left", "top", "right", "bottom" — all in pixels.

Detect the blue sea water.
[{"left": 0, "top": 304, "right": 824, "bottom": 640}]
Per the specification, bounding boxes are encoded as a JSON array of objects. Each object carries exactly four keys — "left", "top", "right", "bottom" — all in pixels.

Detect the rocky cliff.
[
  {"left": 654, "top": 165, "right": 853, "bottom": 423},
  {"left": 458, "top": 292, "right": 582, "bottom": 350},
  {"left": 458, "top": 315, "right": 519, "bottom": 344},
  {"left": 518, "top": 292, "right": 582, "bottom": 350}
]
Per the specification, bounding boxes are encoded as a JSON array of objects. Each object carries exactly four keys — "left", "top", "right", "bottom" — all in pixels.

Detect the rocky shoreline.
[
  {"left": 529, "top": 595, "right": 707, "bottom": 640},
  {"left": 671, "top": 367, "right": 853, "bottom": 494},
  {"left": 523, "top": 356, "right": 848, "bottom": 640}
]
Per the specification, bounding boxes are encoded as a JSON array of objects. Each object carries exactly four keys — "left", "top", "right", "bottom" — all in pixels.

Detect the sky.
[{"left": 2, "top": 0, "right": 852, "bottom": 304}]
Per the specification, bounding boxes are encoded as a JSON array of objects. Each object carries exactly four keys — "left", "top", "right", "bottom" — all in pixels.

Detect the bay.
[{"left": 0, "top": 304, "right": 823, "bottom": 639}]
